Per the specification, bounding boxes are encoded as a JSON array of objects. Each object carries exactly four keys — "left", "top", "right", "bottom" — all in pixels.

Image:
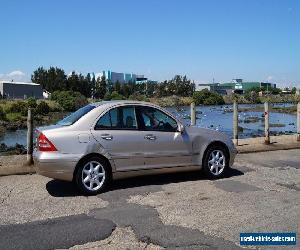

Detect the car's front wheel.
[
  {"left": 202, "top": 145, "right": 229, "bottom": 178},
  {"left": 75, "top": 156, "right": 111, "bottom": 195}
]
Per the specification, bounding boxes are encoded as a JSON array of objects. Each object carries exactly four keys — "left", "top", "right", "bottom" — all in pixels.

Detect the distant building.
[
  {"left": 100, "top": 70, "right": 153, "bottom": 84},
  {"left": 0, "top": 81, "right": 43, "bottom": 99},
  {"left": 199, "top": 79, "right": 276, "bottom": 95},
  {"left": 102, "top": 70, "right": 138, "bottom": 84}
]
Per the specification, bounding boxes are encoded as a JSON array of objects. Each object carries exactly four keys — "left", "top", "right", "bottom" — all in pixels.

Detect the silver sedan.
[{"left": 34, "top": 101, "right": 237, "bottom": 195}]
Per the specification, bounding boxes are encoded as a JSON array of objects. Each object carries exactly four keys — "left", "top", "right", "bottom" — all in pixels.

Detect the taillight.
[{"left": 38, "top": 133, "right": 57, "bottom": 152}]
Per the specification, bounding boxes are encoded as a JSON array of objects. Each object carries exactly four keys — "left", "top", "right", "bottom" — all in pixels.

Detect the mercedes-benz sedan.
[{"left": 34, "top": 101, "right": 237, "bottom": 195}]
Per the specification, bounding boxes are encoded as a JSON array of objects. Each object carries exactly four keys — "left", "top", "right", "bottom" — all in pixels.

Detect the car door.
[
  {"left": 137, "top": 106, "right": 193, "bottom": 169},
  {"left": 91, "top": 105, "right": 145, "bottom": 171}
]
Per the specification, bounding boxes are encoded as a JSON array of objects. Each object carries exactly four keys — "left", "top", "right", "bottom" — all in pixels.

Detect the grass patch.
[{"left": 5, "top": 112, "right": 24, "bottom": 122}]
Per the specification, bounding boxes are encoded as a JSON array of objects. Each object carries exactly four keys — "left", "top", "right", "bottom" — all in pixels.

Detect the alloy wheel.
[
  {"left": 208, "top": 150, "right": 226, "bottom": 176},
  {"left": 81, "top": 161, "right": 106, "bottom": 191}
]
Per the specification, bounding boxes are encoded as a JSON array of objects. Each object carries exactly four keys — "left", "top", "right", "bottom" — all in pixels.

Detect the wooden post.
[
  {"left": 233, "top": 101, "right": 238, "bottom": 146},
  {"left": 297, "top": 102, "right": 300, "bottom": 141},
  {"left": 264, "top": 102, "right": 270, "bottom": 144},
  {"left": 190, "top": 102, "right": 196, "bottom": 126},
  {"left": 26, "top": 108, "right": 33, "bottom": 165}
]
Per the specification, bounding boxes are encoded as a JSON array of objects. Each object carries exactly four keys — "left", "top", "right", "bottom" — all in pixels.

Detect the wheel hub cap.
[
  {"left": 208, "top": 150, "right": 225, "bottom": 176},
  {"left": 82, "top": 161, "right": 106, "bottom": 191}
]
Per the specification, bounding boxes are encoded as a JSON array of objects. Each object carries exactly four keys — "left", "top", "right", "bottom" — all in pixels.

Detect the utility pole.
[
  {"left": 264, "top": 102, "right": 270, "bottom": 144},
  {"left": 233, "top": 101, "right": 238, "bottom": 145},
  {"left": 26, "top": 108, "right": 34, "bottom": 165}
]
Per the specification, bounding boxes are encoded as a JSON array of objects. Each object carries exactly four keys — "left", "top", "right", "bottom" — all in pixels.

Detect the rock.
[
  {"left": 0, "top": 143, "right": 26, "bottom": 155},
  {"left": 243, "top": 116, "right": 262, "bottom": 123},
  {"left": 0, "top": 126, "right": 6, "bottom": 135}
]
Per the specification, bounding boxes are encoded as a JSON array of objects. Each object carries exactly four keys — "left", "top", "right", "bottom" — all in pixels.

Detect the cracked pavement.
[{"left": 0, "top": 149, "right": 299, "bottom": 249}]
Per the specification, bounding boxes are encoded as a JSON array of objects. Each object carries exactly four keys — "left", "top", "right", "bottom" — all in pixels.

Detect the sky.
[{"left": 0, "top": 0, "right": 299, "bottom": 87}]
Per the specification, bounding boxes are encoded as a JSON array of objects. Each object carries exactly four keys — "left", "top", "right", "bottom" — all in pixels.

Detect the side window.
[
  {"left": 110, "top": 108, "right": 118, "bottom": 128},
  {"left": 95, "top": 106, "right": 137, "bottom": 130},
  {"left": 95, "top": 111, "right": 111, "bottom": 129},
  {"left": 121, "top": 107, "right": 138, "bottom": 129},
  {"left": 139, "top": 107, "right": 178, "bottom": 132}
]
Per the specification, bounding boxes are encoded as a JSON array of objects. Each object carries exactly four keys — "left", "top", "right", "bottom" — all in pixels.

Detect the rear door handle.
[
  {"left": 101, "top": 134, "right": 113, "bottom": 140},
  {"left": 144, "top": 134, "right": 156, "bottom": 140}
]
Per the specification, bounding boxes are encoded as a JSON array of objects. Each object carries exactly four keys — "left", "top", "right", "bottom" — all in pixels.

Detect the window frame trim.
[{"left": 136, "top": 106, "right": 180, "bottom": 133}]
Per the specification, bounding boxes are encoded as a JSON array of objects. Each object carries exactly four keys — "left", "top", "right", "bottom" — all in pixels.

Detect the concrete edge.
[
  {"left": 0, "top": 165, "right": 36, "bottom": 177},
  {"left": 237, "top": 143, "right": 300, "bottom": 154}
]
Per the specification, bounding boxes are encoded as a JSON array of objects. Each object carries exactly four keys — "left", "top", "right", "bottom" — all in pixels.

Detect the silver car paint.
[{"left": 34, "top": 101, "right": 237, "bottom": 181}]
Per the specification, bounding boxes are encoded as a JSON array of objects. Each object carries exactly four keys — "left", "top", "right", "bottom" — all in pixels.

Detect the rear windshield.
[{"left": 57, "top": 104, "right": 95, "bottom": 126}]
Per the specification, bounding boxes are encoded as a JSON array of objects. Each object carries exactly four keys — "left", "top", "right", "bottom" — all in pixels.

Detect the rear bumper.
[{"left": 33, "top": 150, "right": 83, "bottom": 182}]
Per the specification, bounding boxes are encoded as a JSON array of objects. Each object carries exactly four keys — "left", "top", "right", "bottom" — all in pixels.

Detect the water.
[
  {"left": 0, "top": 103, "right": 297, "bottom": 146},
  {"left": 167, "top": 103, "right": 296, "bottom": 139},
  {"left": 0, "top": 129, "right": 28, "bottom": 147}
]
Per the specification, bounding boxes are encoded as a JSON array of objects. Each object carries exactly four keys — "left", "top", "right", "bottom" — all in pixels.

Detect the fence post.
[
  {"left": 233, "top": 101, "right": 238, "bottom": 146},
  {"left": 191, "top": 102, "right": 196, "bottom": 126},
  {"left": 264, "top": 102, "right": 270, "bottom": 144},
  {"left": 26, "top": 108, "right": 33, "bottom": 165},
  {"left": 297, "top": 102, "right": 300, "bottom": 141}
]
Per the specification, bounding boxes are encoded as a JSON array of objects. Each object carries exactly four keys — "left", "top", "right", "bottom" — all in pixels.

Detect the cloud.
[
  {"left": 266, "top": 76, "right": 273, "bottom": 82},
  {"left": 0, "top": 70, "right": 28, "bottom": 82},
  {"left": 7, "top": 70, "right": 25, "bottom": 77}
]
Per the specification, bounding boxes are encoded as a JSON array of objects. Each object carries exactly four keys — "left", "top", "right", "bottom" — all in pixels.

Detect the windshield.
[{"left": 57, "top": 104, "right": 95, "bottom": 126}]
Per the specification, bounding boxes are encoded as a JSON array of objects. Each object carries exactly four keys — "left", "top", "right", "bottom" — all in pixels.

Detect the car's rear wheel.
[
  {"left": 202, "top": 145, "right": 229, "bottom": 178},
  {"left": 75, "top": 156, "right": 111, "bottom": 195}
]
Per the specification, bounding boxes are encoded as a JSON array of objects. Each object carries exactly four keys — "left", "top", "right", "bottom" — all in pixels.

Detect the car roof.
[{"left": 90, "top": 100, "right": 157, "bottom": 108}]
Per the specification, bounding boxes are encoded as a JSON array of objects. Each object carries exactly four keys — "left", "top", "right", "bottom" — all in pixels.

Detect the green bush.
[
  {"left": 51, "top": 91, "right": 88, "bottom": 111},
  {"left": 36, "top": 101, "right": 50, "bottom": 115},
  {"left": 193, "top": 89, "right": 225, "bottom": 105},
  {"left": 104, "top": 91, "right": 125, "bottom": 101},
  {"left": 5, "top": 112, "right": 23, "bottom": 122},
  {"left": 244, "top": 91, "right": 261, "bottom": 104},
  {"left": 128, "top": 94, "right": 150, "bottom": 102},
  {"left": 27, "top": 97, "right": 37, "bottom": 108},
  {"left": 9, "top": 101, "right": 28, "bottom": 116},
  {"left": 0, "top": 106, "right": 6, "bottom": 121},
  {"left": 111, "top": 91, "right": 125, "bottom": 100},
  {"left": 43, "top": 100, "right": 63, "bottom": 112}
]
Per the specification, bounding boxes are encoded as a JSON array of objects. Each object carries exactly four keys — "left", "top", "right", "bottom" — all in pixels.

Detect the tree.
[
  {"left": 51, "top": 91, "right": 88, "bottom": 111},
  {"left": 244, "top": 90, "right": 261, "bottom": 103},
  {"left": 90, "top": 74, "right": 96, "bottom": 98},
  {"left": 193, "top": 89, "right": 225, "bottom": 105},
  {"left": 94, "top": 76, "right": 107, "bottom": 99},
  {"left": 114, "top": 81, "right": 121, "bottom": 93},
  {"left": 31, "top": 67, "right": 67, "bottom": 92}
]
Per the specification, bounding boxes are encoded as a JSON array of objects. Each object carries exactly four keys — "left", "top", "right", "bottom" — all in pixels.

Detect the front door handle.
[
  {"left": 144, "top": 134, "right": 156, "bottom": 140},
  {"left": 101, "top": 134, "right": 113, "bottom": 140}
]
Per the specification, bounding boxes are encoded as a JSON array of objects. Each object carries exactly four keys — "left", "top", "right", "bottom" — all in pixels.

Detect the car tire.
[
  {"left": 202, "top": 145, "right": 229, "bottom": 179},
  {"left": 75, "top": 156, "right": 111, "bottom": 195}
]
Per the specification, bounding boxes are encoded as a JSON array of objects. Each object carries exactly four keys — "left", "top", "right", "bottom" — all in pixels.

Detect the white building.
[{"left": 0, "top": 81, "right": 43, "bottom": 99}]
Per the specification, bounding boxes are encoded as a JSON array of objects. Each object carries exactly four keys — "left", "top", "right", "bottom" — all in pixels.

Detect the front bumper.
[{"left": 33, "top": 150, "right": 83, "bottom": 181}]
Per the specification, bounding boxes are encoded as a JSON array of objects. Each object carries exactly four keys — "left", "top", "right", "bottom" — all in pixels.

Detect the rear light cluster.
[{"left": 37, "top": 133, "right": 57, "bottom": 152}]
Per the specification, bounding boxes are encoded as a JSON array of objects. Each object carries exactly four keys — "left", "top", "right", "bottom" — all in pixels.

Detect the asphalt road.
[{"left": 0, "top": 150, "right": 299, "bottom": 249}]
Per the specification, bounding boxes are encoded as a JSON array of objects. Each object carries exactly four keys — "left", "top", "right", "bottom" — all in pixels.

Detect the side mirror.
[{"left": 178, "top": 124, "right": 185, "bottom": 133}]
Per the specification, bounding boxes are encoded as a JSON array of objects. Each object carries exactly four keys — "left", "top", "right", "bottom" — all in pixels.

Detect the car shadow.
[{"left": 46, "top": 168, "right": 244, "bottom": 197}]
